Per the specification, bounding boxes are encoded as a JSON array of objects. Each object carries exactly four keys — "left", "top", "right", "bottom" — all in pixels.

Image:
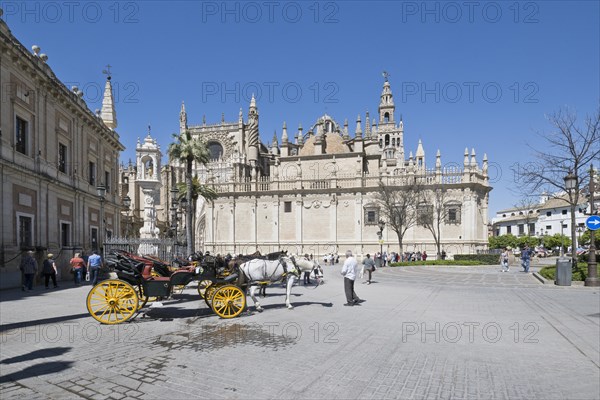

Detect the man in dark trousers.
[{"left": 340, "top": 250, "right": 363, "bottom": 306}]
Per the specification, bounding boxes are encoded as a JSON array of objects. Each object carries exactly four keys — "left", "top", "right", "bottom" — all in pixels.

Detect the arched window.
[
  {"left": 208, "top": 141, "right": 224, "bottom": 160},
  {"left": 392, "top": 138, "right": 396, "bottom": 146},
  {"left": 384, "top": 112, "right": 390, "bottom": 123},
  {"left": 385, "top": 134, "right": 390, "bottom": 146}
]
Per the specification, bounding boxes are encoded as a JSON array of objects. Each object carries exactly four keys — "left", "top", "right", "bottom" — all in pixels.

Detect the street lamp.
[
  {"left": 378, "top": 219, "right": 386, "bottom": 263},
  {"left": 96, "top": 184, "right": 106, "bottom": 252},
  {"left": 122, "top": 195, "right": 131, "bottom": 237},
  {"left": 576, "top": 225, "right": 585, "bottom": 250},
  {"left": 564, "top": 171, "right": 578, "bottom": 268}
]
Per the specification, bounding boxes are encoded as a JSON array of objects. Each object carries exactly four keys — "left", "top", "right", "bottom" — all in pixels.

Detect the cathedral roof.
[{"left": 298, "top": 132, "right": 349, "bottom": 156}]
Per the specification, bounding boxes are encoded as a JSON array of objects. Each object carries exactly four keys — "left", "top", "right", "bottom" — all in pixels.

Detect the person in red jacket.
[{"left": 70, "top": 253, "right": 85, "bottom": 286}]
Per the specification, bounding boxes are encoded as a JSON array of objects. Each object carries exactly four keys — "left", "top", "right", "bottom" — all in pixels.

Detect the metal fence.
[{"left": 103, "top": 237, "right": 186, "bottom": 261}]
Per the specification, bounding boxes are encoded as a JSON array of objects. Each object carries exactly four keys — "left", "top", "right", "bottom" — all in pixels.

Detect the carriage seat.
[{"left": 141, "top": 265, "right": 170, "bottom": 281}]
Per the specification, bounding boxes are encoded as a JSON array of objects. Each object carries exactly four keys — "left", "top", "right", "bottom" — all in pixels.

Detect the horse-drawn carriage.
[
  {"left": 86, "top": 250, "right": 318, "bottom": 324},
  {"left": 87, "top": 251, "right": 247, "bottom": 324}
]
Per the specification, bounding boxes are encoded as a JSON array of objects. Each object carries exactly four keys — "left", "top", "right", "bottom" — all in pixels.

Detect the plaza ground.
[{"left": 1, "top": 260, "right": 599, "bottom": 399}]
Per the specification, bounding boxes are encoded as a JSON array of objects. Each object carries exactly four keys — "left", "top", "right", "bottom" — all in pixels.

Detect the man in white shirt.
[{"left": 340, "top": 250, "right": 363, "bottom": 306}]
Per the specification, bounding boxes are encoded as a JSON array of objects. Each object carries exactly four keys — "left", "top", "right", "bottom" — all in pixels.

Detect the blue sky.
[{"left": 2, "top": 0, "right": 599, "bottom": 215}]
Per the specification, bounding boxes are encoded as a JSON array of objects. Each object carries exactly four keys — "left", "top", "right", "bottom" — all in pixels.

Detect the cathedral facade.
[{"left": 165, "top": 78, "right": 492, "bottom": 259}]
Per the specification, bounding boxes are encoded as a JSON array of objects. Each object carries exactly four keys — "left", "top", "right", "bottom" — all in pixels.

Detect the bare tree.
[
  {"left": 417, "top": 186, "right": 448, "bottom": 257},
  {"left": 375, "top": 180, "right": 419, "bottom": 255},
  {"left": 514, "top": 197, "right": 541, "bottom": 236},
  {"left": 513, "top": 107, "right": 600, "bottom": 264}
]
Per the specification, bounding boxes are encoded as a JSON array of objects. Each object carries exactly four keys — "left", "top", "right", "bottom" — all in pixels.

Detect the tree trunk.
[{"left": 186, "top": 158, "right": 194, "bottom": 255}]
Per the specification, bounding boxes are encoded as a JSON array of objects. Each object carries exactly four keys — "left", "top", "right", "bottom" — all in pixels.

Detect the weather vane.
[
  {"left": 382, "top": 71, "right": 390, "bottom": 82},
  {"left": 147, "top": 124, "right": 151, "bottom": 136},
  {"left": 102, "top": 64, "right": 112, "bottom": 79}
]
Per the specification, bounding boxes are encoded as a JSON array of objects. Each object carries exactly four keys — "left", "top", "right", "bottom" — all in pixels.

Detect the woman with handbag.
[
  {"left": 42, "top": 253, "right": 59, "bottom": 289},
  {"left": 362, "top": 254, "right": 376, "bottom": 284}
]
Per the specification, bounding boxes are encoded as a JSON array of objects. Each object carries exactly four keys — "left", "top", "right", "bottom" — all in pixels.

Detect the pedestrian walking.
[
  {"left": 500, "top": 247, "right": 510, "bottom": 272},
  {"left": 362, "top": 254, "right": 375, "bottom": 284},
  {"left": 42, "top": 253, "right": 59, "bottom": 289},
  {"left": 87, "top": 250, "right": 103, "bottom": 286},
  {"left": 303, "top": 253, "right": 312, "bottom": 285},
  {"left": 20, "top": 250, "right": 37, "bottom": 291},
  {"left": 70, "top": 253, "right": 85, "bottom": 286},
  {"left": 521, "top": 246, "right": 533, "bottom": 273},
  {"left": 340, "top": 250, "right": 363, "bottom": 306},
  {"left": 422, "top": 251, "right": 428, "bottom": 261}
]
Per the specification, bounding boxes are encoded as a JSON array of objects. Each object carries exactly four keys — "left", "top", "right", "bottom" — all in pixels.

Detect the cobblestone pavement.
[{"left": 1, "top": 263, "right": 599, "bottom": 399}]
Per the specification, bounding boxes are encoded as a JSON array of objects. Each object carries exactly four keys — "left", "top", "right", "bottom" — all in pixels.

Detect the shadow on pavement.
[
  {"left": 0, "top": 313, "right": 91, "bottom": 333},
  {"left": 0, "top": 361, "right": 73, "bottom": 384},
  {"left": 1, "top": 347, "right": 71, "bottom": 365}
]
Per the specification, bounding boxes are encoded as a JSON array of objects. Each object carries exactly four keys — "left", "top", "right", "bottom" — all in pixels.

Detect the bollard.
[{"left": 555, "top": 257, "right": 572, "bottom": 286}]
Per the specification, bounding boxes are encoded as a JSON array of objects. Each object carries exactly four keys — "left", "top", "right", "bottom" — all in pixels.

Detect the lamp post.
[
  {"left": 170, "top": 187, "right": 179, "bottom": 241},
  {"left": 123, "top": 195, "right": 131, "bottom": 237},
  {"left": 378, "top": 219, "right": 386, "bottom": 263},
  {"left": 585, "top": 164, "right": 598, "bottom": 287},
  {"left": 560, "top": 220, "right": 565, "bottom": 257},
  {"left": 96, "top": 184, "right": 106, "bottom": 252},
  {"left": 576, "top": 225, "right": 585, "bottom": 251},
  {"left": 564, "top": 171, "right": 578, "bottom": 268}
]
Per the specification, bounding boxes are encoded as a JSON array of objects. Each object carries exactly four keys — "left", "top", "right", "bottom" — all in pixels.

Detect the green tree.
[
  {"left": 175, "top": 175, "right": 218, "bottom": 237},
  {"left": 488, "top": 234, "right": 519, "bottom": 249},
  {"left": 168, "top": 130, "right": 211, "bottom": 255},
  {"left": 542, "top": 234, "right": 571, "bottom": 252},
  {"left": 579, "top": 230, "right": 600, "bottom": 248},
  {"left": 517, "top": 235, "right": 539, "bottom": 249}
]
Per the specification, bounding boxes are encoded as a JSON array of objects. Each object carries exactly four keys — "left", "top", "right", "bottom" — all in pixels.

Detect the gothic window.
[
  {"left": 445, "top": 203, "right": 461, "bottom": 224},
  {"left": 16, "top": 116, "right": 28, "bottom": 155},
  {"left": 208, "top": 141, "right": 224, "bottom": 160},
  {"left": 363, "top": 205, "right": 380, "bottom": 225}
]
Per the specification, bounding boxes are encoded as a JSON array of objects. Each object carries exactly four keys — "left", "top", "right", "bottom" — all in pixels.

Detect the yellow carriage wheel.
[
  {"left": 86, "top": 280, "right": 139, "bottom": 324},
  {"left": 211, "top": 285, "right": 246, "bottom": 319},
  {"left": 197, "top": 280, "right": 213, "bottom": 299},
  {"left": 203, "top": 284, "right": 220, "bottom": 308}
]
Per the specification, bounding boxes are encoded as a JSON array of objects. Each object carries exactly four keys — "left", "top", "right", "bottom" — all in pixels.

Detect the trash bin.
[{"left": 555, "top": 257, "right": 572, "bottom": 286}]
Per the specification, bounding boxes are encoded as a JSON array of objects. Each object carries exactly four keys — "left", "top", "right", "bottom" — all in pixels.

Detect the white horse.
[{"left": 239, "top": 255, "right": 319, "bottom": 311}]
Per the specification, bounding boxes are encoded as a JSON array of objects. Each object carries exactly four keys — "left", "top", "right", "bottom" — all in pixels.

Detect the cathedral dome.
[{"left": 299, "top": 132, "right": 349, "bottom": 156}]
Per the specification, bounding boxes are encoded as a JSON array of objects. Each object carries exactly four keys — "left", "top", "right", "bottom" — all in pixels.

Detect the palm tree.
[
  {"left": 168, "top": 130, "right": 211, "bottom": 255},
  {"left": 176, "top": 176, "right": 217, "bottom": 244}
]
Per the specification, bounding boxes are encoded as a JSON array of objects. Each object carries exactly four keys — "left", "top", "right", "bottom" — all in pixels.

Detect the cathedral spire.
[
  {"left": 378, "top": 74, "right": 395, "bottom": 125},
  {"left": 271, "top": 130, "right": 279, "bottom": 153},
  {"left": 355, "top": 114, "right": 362, "bottom": 138},
  {"left": 297, "top": 123, "right": 304, "bottom": 145},
  {"left": 281, "top": 121, "right": 288, "bottom": 145},
  {"left": 100, "top": 73, "right": 117, "bottom": 129},
  {"left": 365, "top": 111, "right": 371, "bottom": 138},
  {"left": 247, "top": 94, "right": 259, "bottom": 163}
]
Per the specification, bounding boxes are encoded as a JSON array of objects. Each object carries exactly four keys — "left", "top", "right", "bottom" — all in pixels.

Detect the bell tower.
[{"left": 378, "top": 72, "right": 395, "bottom": 125}]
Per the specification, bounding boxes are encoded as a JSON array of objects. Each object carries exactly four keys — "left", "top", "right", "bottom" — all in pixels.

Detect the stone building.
[
  {"left": 0, "top": 19, "right": 124, "bottom": 288},
  {"left": 163, "top": 77, "right": 492, "bottom": 258}
]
